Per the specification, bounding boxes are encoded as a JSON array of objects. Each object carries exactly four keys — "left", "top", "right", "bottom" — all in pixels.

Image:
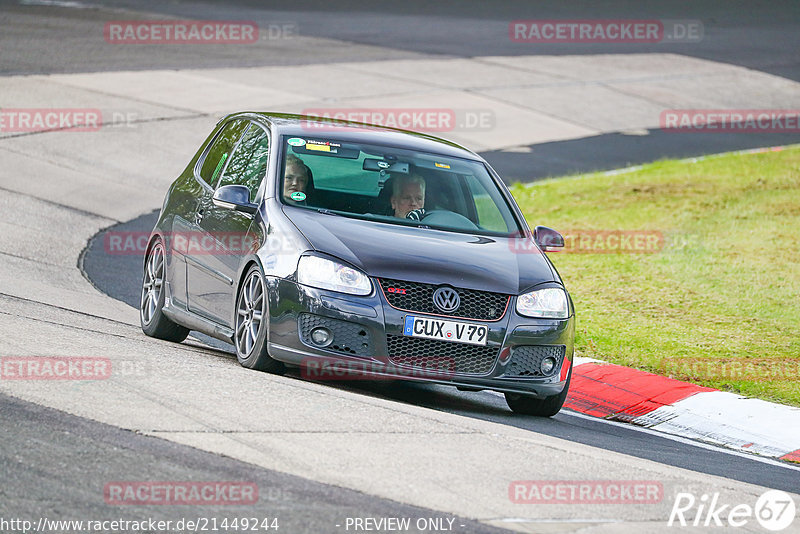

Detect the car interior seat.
[{"left": 374, "top": 175, "right": 395, "bottom": 215}]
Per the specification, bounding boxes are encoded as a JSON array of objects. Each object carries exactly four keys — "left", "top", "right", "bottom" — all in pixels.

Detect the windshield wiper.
[{"left": 316, "top": 208, "right": 340, "bottom": 216}]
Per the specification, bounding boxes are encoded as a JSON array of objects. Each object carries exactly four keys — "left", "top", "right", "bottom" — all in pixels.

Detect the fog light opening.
[
  {"left": 310, "top": 327, "right": 333, "bottom": 347},
  {"left": 541, "top": 357, "right": 557, "bottom": 375}
]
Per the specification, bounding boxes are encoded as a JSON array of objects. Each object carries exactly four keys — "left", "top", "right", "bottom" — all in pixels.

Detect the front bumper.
[{"left": 267, "top": 278, "right": 574, "bottom": 398}]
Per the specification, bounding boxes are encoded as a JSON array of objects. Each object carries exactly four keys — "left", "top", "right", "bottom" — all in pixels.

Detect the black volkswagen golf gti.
[{"left": 141, "top": 112, "right": 575, "bottom": 416}]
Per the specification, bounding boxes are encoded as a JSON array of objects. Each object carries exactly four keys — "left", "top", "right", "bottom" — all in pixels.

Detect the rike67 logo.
[{"left": 669, "top": 490, "right": 796, "bottom": 531}]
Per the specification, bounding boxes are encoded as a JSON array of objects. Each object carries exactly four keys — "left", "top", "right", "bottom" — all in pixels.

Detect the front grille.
[
  {"left": 298, "top": 314, "right": 372, "bottom": 356},
  {"left": 505, "top": 345, "right": 566, "bottom": 377},
  {"left": 386, "top": 334, "right": 498, "bottom": 375},
  {"left": 379, "top": 278, "right": 509, "bottom": 321}
]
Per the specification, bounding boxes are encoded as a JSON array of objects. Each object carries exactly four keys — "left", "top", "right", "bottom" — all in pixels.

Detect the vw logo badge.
[{"left": 433, "top": 286, "right": 460, "bottom": 313}]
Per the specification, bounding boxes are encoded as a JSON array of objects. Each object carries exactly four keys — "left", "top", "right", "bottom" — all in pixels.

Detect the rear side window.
[
  {"left": 198, "top": 120, "right": 247, "bottom": 186},
  {"left": 217, "top": 123, "right": 270, "bottom": 199}
]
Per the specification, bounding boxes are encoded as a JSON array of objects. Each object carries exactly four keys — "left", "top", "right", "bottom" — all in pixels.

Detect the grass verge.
[{"left": 510, "top": 146, "right": 800, "bottom": 407}]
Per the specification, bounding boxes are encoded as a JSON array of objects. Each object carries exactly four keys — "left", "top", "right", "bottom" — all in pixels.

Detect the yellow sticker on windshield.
[
  {"left": 306, "top": 144, "right": 331, "bottom": 152},
  {"left": 434, "top": 162, "right": 451, "bottom": 169}
]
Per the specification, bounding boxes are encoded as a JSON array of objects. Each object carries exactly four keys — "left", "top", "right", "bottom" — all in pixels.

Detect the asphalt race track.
[
  {"left": 0, "top": 392, "right": 509, "bottom": 533},
  {"left": 2, "top": 1, "right": 800, "bottom": 533}
]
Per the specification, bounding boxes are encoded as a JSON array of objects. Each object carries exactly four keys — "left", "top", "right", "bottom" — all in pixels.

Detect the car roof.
[{"left": 229, "top": 112, "right": 484, "bottom": 161}]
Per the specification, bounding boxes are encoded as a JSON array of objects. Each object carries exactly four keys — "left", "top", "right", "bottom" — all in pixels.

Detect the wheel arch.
[
  {"left": 143, "top": 232, "right": 165, "bottom": 270},
  {"left": 231, "top": 255, "right": 268, "bottom": 328}
]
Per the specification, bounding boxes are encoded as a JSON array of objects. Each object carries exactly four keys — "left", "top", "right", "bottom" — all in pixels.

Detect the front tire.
[
  {"left": 504, "top": 366, "right": 571, "bottom": 417},
  {"left": 140, "top": 239, "right": 189, "bottom": 342},
  {"left": 234, "top": 265, "right": 285, "bottom": 374}
]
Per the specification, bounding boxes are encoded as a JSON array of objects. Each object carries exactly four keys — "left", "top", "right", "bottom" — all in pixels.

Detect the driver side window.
[{"left": 216, "top": 123, "right": 270, "bottom": 200}]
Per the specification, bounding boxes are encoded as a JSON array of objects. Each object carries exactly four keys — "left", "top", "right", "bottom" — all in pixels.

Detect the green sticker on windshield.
[
  {"left": 287, "top": 137, "right": 306, "bottom": 146},
  {"left": 290, "top": 191, "right": 307, "bottom": 201}
]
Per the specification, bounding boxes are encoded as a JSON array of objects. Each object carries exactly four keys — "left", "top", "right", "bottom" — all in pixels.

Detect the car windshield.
[{"left": 278, "top": 135, "right": 521, "bottom": 236}]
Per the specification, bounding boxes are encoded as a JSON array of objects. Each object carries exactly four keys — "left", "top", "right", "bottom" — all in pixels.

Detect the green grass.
[{"left": 509, "top": 147, "right": 800, "bottom": 407}]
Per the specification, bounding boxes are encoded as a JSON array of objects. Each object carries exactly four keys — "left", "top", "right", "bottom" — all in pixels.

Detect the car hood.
[{"left": 283, "top": 207, "right": 557, "bottom": 295}]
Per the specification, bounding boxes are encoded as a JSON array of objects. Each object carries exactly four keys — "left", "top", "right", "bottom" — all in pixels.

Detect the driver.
[{"left": 390, "top": 174, "right": 426, "bottom": 219}]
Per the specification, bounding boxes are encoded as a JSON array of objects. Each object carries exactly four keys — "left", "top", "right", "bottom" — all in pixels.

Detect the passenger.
[
  {"left": 283, "top": 154, "right": 313, "bottom": 203},
  {"left": 390, "top": 174, "right": 426, "bottom": 219}
]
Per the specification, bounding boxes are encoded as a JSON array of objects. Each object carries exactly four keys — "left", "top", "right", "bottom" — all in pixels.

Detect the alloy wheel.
[
  {"left": 140, "top": 243, "right": 165, "bottom": 326},
  {"left": 236, "top": 270, "right": 265, "bottom": 356}
]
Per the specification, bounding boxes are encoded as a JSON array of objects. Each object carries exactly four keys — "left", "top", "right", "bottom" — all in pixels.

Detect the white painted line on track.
[
  {"left": 638, "top": 391, "right": 800, "bottom": 457},
  {"left": 485, "top": 390, "right": 800, "bottom": 472},
  {"left": 559, "top": 409, "right": 800, "bottom": 472}
]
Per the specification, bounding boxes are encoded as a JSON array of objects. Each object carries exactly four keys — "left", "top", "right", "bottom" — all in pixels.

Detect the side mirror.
[
  {"left": 533, "top": 225, "right": 564, "bottom": 252},
  {"left": 213, "top": 185, "right": 258, "bottom": 215}
]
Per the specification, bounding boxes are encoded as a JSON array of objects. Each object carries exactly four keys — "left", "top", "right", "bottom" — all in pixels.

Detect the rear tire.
[
  {"left": 140, "top": 239, "right": 189, "bottom": 343},
  {"left": 234, "top": 265, "right": 285, "bottom": 374},
  {"left": 504, "top": 366, "right": 571, "bottom": 417}
]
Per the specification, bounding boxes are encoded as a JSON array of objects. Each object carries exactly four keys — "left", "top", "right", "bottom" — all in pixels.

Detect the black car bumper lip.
[{"left": 268, "top": 341, "right": 568, "bottom": 398}]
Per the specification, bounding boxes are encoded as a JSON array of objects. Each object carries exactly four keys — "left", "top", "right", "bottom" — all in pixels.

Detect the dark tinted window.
[
  {"left": 217, "top": 123, "right": 270, "bottom": 199},
  {"left": 198, "top": 120, "right": 247, "bottom": 186}
]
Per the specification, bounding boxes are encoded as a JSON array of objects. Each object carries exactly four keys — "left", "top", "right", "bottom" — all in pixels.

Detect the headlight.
[
  {"left": 296, "top": 256, "right": 372, "bottom": 296},
  {"left": 516, "top": 287, "right": 568, "bottom": 318}
]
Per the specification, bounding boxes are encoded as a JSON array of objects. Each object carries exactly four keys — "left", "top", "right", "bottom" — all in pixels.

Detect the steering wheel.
[{"left": 415, "top": 209, "right": 479, "bottom": 229}]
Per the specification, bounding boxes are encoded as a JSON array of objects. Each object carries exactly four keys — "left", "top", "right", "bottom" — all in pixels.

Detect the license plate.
[{"left": 403, "top": 315, "right": 488, "bottom": 346}]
